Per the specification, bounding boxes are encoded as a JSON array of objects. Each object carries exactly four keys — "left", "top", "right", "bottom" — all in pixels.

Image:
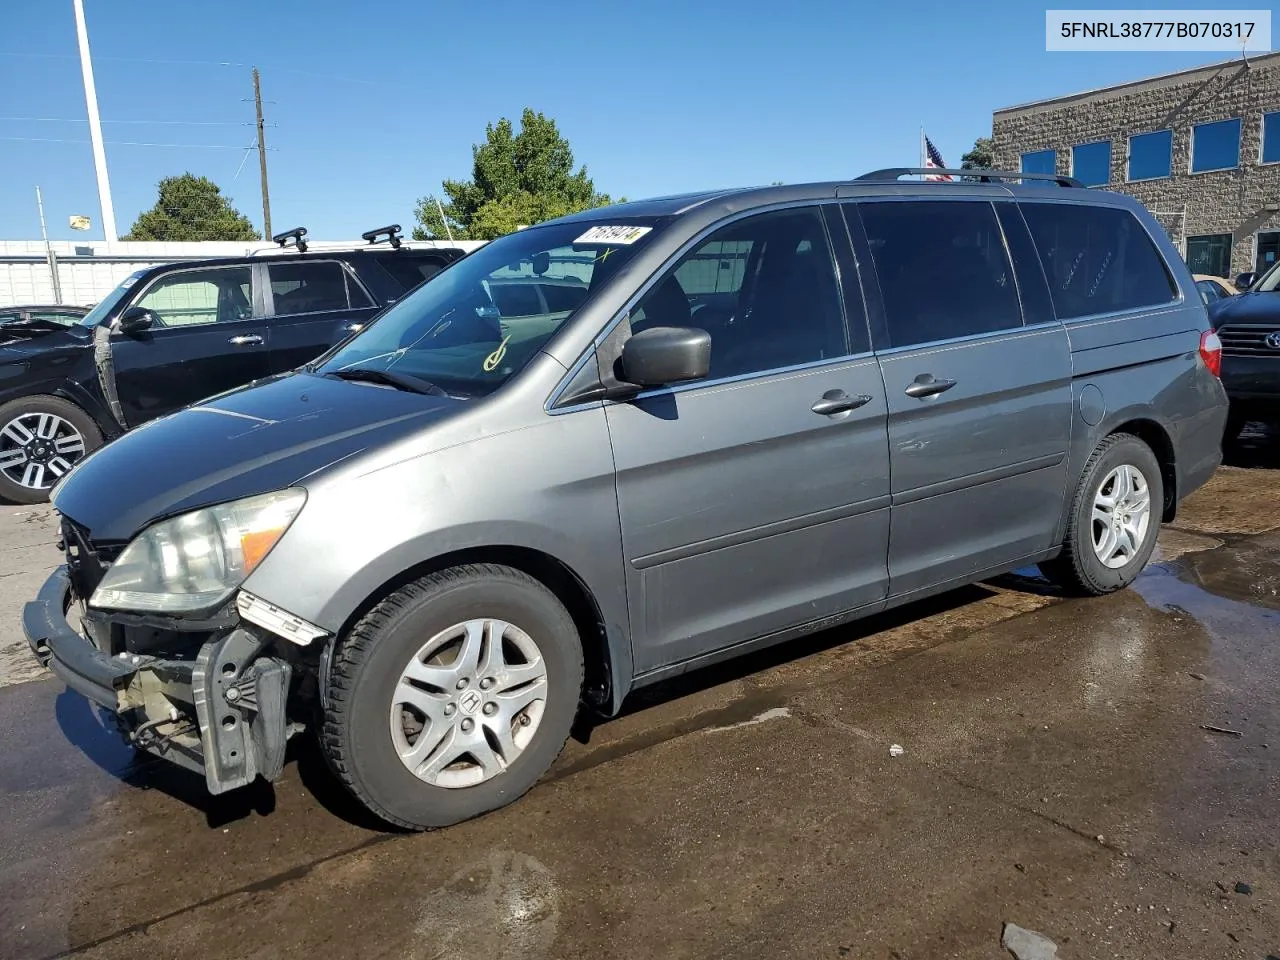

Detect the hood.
[
  {"left": 1209, "top": 290, "right": 1280, "bottom": 326},
  {"left": 0, "top": 324, "right": 88, "bottom": 353},
  {"left": 53, "top": 371, "right": 463, "bottom": 542}
]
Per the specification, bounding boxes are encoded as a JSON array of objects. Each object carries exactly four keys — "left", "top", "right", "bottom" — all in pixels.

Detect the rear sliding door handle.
[
  {"left": 228, "top": 334, "right": 264, "bottom": 346},
  {"left": 904, "top": 374, "right": 956, "bottom": 399},
  {"left": 811, "top": 390, "right": 873, "bottom": 416}
]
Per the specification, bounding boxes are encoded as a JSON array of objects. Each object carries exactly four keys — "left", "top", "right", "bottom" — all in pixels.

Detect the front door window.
[{"left": 133, "top": 267, "right": 253, "bottom": 327}]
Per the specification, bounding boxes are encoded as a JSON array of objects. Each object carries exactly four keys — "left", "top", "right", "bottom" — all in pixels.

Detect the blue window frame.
[
  {"left": 1021, "top": 149, "right": 1056, "bottom": 175},
  {"left": 1071, "top": 140, "right": 1111, "bottom": 186},
  {"left": 1263, "top": 112, "right": 1280, "bottom": 164},
  {"left": 1191, "top": 118, "right": 1242, "bottom": 173},
  {"left": 1128, "top": 130, "right": 1173, "bottom": 181}
]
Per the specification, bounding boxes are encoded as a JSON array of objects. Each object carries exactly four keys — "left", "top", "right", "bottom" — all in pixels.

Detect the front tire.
[
  {"left": 321, "top": 564, "right": 583, "bottom": 830},
  {"left": 1040, "top": 433, "right": 1163, "bottom": 596},
  {"left": 0, "top": 395, "right": 102, "bottom": 504}
]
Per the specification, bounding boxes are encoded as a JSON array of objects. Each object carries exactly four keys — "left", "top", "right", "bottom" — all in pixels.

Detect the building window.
[
  {"left": 1186, "top": 234, "right": 1233, "bottom": 278},
  {"left": 1263, "top": 112, "right": 1280, "bottom": 164},
  {"left": 1190, "top": 118, "right": 1242, "bottom": 173},
  {"left": 1021, "top": 149, "right": 1056, "bottom": 175},
  {"left": 1071, "top": 140, "right": 1111, "bottom": 186},
  {"left": 1128, "top": 130, "right": 1173, "bottom": 181}
]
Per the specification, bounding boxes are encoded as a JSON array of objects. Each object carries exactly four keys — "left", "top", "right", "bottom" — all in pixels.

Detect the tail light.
[{"left": 1199, "top": 329, "right": 1222, "bottom": 378}]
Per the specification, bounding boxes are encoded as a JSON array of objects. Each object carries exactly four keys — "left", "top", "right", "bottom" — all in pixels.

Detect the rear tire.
[
  {"left": 321, "top": 564, "right": 583, "bottom": 830},
  {"left": 0, "top": 395, "right": 102, "bottom": 504},
  {"left": 1039, "top": 433, "right": 1163, "bottom": 596}
]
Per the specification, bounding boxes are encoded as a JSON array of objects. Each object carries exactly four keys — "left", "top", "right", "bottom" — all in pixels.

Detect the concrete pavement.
[{"left": 1, "top": 431, "right": 1278, "bottom": 959}]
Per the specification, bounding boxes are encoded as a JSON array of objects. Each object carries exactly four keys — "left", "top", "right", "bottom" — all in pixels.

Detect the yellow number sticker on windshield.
[{"left": 483, "top": 335, "right": 511, "bottom": 372}]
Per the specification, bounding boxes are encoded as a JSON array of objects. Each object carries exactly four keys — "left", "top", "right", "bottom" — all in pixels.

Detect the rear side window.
[
  {"left": 268, "top": 261, "right": 372, "bottom": 315},
  {"left": 374, "top": 254, "right": 450, "bottom": 293},
  {"left": 1020, "top": 203, "right": 1177, "bottom": 320},
  {"left": 857, "top": 200, "right": 1022, "bottom": 349}
]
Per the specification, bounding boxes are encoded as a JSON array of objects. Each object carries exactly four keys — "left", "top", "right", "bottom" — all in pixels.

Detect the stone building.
[{"left": 992, "top": 52, "right": 1280, "bottom": 280}]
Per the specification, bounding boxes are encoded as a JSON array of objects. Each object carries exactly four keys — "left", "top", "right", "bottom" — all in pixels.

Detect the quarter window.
[
  {"left": 1020, "top": 203, "right": 1176, "bottom": 319},
  {"left": 1191, "top": 118, "right": 1242, "bottom": 173},
  {"left": 268, "top": 261, "right": 371, "bottom": 315},
  {"left": 1071, "top": 141, "right": 1111, "bottom": 187},
  {"left": 1021, "top": 150, "right": 1056, "bottom": 175},
  {"left": 133, "top": 267, "right": 253, "bottom": 327},
  {"left": 1128, "top": 130, "right": 1173, "bottom": 181},
  {"left": 629, "top": 207, "right": 847, "bottom": 381},
  {"left": 1263, "top": 111, "right": 1280, "bottom": 164},
  {"left": 858, "top": 200, "right": 1022, "bottom": 348}
]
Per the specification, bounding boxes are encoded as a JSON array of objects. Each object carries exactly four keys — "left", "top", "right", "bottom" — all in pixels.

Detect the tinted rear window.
[
  {"left": 1019, "top": 203, "right": 1177, "bottom": 320},
  {"left": 375, "top": 254, "right": 451, "bottom": 293},
  {"left": 858, "top": 200, "right": 1023, "bottom": 348}
]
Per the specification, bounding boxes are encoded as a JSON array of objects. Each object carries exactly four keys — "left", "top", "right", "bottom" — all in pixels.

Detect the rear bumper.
[{"left": 25, "top": 566, "right": 294, "bottom": 794}]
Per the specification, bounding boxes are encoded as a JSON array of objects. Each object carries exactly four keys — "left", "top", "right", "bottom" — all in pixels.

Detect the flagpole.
[{"left": 919, "top": 125, "right": 925, "bottom": 167}]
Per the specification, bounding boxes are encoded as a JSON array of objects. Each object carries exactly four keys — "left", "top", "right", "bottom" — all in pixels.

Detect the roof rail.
[
  {"left": 271, "top": 226, "right": 309, "bottom": 252},
  {"left": 855, "top": 167, "right": 1084, "bottom": 188},
  {"left": 361, "top": 224, "right": 403, "bottom": 249}
]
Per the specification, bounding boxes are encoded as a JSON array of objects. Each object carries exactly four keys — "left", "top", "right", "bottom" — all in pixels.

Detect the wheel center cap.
[{"left": 458, "top": 689, "right": 483, "bottom": 716}]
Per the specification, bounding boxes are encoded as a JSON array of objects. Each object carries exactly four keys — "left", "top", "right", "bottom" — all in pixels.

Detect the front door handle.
[
  {"left": 904, "top": 374, "right": 957, "bottom": 399},
  {"left": 811, "top": 390, "right": 873, "bottom": 416},
  {"left": 228, "top": 334, "right": 264, "bottom": 346}
]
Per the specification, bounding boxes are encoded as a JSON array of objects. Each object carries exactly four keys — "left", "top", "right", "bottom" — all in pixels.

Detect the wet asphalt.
[{"left": 2, "top": 435, "right": 1279, "bottom": 960}]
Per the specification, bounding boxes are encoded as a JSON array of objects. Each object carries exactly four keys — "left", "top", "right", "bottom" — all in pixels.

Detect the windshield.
[
  {"left": 316, "top": 219, "right": 659, "bottom": 397},
  {"left": 1254, "top": 261, "right": 1280, "bottom": 292},
  {"left": 77, "top": 270, "right": 148, "bottom": 327}
]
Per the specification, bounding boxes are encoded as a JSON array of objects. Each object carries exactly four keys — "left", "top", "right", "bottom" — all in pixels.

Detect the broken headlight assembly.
[{"left": 90, "top": 488, "right": 306, "bottom": 614}]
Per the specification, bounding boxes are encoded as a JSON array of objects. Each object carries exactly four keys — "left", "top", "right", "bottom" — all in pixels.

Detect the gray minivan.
[{"left": 26, "top": 169, "right": 1228, "bottom": 830}]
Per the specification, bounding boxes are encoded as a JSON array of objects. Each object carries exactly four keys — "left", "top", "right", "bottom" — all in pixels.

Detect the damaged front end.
[{"left": 25, "top": 511, "right": 326, "bottom": 795}]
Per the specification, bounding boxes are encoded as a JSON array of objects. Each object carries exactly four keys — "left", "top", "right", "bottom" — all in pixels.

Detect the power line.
[
  {"left": 0, "top": 50, "right": 376, "bottom": 84},
  {"left": 0, "top": 116, "right": 252, "bottom": 125},
  {"left": 0, "top": 135, "right": 269, "bottom": 149}
]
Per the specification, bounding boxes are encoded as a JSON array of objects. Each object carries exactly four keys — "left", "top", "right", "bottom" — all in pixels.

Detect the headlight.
[{"left": 90, "top": 489, "right": 306, "bottom": 613}]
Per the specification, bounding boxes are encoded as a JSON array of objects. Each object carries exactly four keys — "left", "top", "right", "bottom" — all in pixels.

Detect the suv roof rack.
[
  {"left": 361, "top": 224, "right": 403, "bottom": 249},
  {"left": 272, "top": 226, "right": 309, "bottom": 252},
  {"left": 855, "top": 167, "right": 1083, "bottom": 188}
]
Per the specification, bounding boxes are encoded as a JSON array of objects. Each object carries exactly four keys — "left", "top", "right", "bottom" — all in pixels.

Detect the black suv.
[
  {"left": 1208, "top": 260, "right": 1280, "bottom": 441},
  {"left": 0, "top": 226, "right": 465, "bottom": 503}
]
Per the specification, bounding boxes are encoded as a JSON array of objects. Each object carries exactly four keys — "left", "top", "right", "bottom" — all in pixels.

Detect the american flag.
[{"left": 923, "top": 134, "right": 953, "bottom": 181}]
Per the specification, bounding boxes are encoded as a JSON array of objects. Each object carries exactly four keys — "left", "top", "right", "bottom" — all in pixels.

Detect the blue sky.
[{"left": 0, "top": 0, "right": 1255, "bottom": 241}]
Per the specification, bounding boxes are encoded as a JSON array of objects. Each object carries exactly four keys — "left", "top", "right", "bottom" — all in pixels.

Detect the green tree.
[
  {"left": 960, "top": 136, "right": 996, "bottom": 170},
  {"left": 413, "top": 109, "right": 614, "bottom": 241},
  {"left": 123, "top": 173, "right": 260, "bottom": 241}
]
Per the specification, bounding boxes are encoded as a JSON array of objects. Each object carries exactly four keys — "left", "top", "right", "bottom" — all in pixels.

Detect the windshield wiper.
[{"left": 327, "top": 367, "right": 446, "bottom": 396}]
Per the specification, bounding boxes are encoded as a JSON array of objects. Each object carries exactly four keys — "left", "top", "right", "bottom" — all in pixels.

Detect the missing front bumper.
[{"left": 25, "top": 566, "right": 293, "bottom": 795}]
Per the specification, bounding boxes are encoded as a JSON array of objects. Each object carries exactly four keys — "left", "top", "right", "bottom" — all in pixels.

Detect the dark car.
[
  {"left": 0, "top": 226, "right": 466, "bottom": 503},
  {"left": 27, "top": 169, "right": 1227, "bottom": 830},
  {"left": 1208, "top": 259, "right": 1280, "bottom": 441}
]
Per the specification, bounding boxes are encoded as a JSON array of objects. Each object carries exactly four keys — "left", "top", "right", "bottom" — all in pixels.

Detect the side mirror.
[
  {"left": 620, "top": 326, "right": 711, "bottom": 387},
  {"left": 1234, "top": 272, "right": 1256, "bottom": 291},
  {"left": 118, "top": 305, "right": 154, "bottom": 334}
]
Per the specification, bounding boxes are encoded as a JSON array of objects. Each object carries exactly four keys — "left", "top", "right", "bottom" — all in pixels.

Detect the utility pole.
[
  {"left": 71, "top": 0, "right": 116, "bottom": 246},
  {"left": 253, "top": 67, "right": 272, "bottom": 239},
  {"left": 35, "top": 186, "right": 63, "bottom": 304}
]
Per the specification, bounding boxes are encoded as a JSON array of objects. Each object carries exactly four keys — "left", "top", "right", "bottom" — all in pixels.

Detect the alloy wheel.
[{"left": 0, "top": 412, "right": 87, "bottom": 491}]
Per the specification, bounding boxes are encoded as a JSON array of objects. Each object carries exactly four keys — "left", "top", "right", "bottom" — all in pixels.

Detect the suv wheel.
[
  {"left": 321, "top": 564, "right": 583, "bottom": 830},
  {"left": 1040, "top": 433, "right": 1163, "bottom": 596},
  {"left": 0, "top": 396, "right": 102, "bottom": 504}
]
